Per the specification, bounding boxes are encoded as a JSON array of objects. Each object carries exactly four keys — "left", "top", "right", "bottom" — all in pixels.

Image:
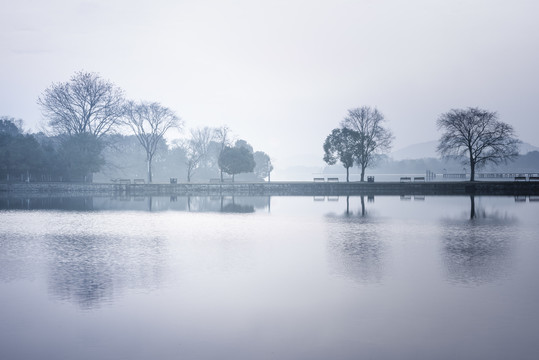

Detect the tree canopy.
[
  {"left": 123, "top": 100, "right": 181, "bottom": 182},
  {"left": 437, "top": 107, "right": 520, "bottom": 181},
  {"left": 218, "top": 146, "right": 255, "bottom": 181},
  {"left": 38, "top": 71, "right": 125, "bottom": 139},
  {"left": 341, "top": 106, "right": 393, "bottom": 181},
  {"left": 323, "top": 127, "right": 360, "bottom": 182}
]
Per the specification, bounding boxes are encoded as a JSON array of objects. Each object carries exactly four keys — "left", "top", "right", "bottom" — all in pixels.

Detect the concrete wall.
[{"left": 2, "top": 181, "right": 539, "bottom": 196}]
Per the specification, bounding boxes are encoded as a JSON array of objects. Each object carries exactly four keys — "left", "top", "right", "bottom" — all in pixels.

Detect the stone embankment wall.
[{"left": 2, "top": 181, "right": 539, "bottom": 196}]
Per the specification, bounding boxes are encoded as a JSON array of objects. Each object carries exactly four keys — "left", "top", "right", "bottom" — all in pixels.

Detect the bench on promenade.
[
  {"left": 367, "top": 176, "right": 374, "bottom": 182},
  {"left": 313, "top": 177, "right": 325, "bottom": 182},
  {"left": 514, "top": 176, "right": 527, "bottom": 182},
  {"left": 414, "top": 177, "right": 425, "bottom": 182},
  {"left": 118, "top": 179, "right": 131, "bottom": 184},
  {"left": 133, "top": 179, "right": 145, "bottom": 184},
  {"left": 327, "top": 177, "right": 339, "bottom": 182},
  {"left": 529, "top": 176, "right": 539, "bottom": 181},
  {"left": 400, "top": 177, "right": 411, "bottom": 182}
]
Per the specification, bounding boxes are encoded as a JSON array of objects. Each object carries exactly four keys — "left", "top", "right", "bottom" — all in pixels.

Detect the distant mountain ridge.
[{"left": 390, "top": 140, "right": 539, "bottom": 160}]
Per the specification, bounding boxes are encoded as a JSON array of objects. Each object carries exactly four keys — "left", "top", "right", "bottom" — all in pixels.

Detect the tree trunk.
[
  {"left": 360, "top": 166, "right": 366, "bottom": 182},
  {"left": 147, "top": 155, "right": 153, "bottom": 183},
  {"left": 346, "top": 167, "right": 350, "bottom": 182},
  {"left": 469, "top": 150, "right": 475, "bottom": 182}
]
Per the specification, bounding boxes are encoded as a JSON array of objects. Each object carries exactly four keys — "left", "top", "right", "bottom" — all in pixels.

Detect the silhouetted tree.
[
  {"left": 341, "top": 106, "right": 393, "bottom": 181},
  {"left": 437, "top": 107, "right": 520, "bottom": 181},
  {"left": 0, "top": 117, "right": 48, "bottom": 182},
  {"left": 218, "top": 146, "right": 255, "bottom": 182},
  {"left": 58, "top": 133, "right": 104, "bottom": 182},
  {"left": 323, "top": 127, "right": 360, "bottom": 182},
  {"left": 0, "top": 116, "right": 23, "bottom": 136},
  {"left": 38, "top": 71, "right": 124, "bottom": 139},
  {"left": 234, "top": 139, "right": 254, "bottom": 153},
  {"left": 123, "top": 101, "right": 181, "bottom": 182}
]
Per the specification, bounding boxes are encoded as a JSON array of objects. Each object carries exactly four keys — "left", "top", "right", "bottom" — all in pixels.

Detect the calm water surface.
[{"left": 1, "top": 195, "right": 538, "bottom": 360}]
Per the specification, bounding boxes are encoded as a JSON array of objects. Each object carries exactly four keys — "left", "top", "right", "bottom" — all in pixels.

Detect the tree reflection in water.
[
  {"left": 326, "top": 196, "right": 385, "bottom": 284},
  {"left": 46, "top": 233, "right": 165, "bottom": 310},
  {"left": 441, "top": 196, "right": 516, "bottom": 286}
]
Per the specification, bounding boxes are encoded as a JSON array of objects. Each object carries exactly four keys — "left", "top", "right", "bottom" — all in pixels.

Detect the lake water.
[{"left": 1, "top": 195, "right": 538, "bottom": 360}]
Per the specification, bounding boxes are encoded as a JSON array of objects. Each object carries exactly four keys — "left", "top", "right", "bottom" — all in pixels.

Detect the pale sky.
[{"left": 1, "top": 0, "right": 538, "bottom": 169}]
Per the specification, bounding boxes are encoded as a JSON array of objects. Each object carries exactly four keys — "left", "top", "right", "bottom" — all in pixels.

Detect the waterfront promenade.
[{"left": 2, "top": 180, "right": 539, "bottom": 197}]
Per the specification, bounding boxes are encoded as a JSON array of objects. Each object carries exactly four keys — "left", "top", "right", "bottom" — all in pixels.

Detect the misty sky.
[{"left": 1, "top": 0, "right": 538, "bottom": 169}]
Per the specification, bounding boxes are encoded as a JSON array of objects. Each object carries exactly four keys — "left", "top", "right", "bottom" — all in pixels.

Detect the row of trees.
[
  {"left": 324, "top": 106, "right": 520, "bottom": 182},
  {"left": 2, "top": 71, "right": 272, "bottom": 183}
]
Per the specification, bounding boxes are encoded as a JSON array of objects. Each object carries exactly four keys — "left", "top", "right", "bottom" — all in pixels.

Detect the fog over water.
[{"left": 1, "top": 196, "right": 539, "bottom": 359}]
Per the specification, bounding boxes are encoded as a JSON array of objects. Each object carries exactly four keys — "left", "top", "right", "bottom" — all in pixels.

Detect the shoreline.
[{"left": 2, "top": 181, "right": 539, "bottom": 196}]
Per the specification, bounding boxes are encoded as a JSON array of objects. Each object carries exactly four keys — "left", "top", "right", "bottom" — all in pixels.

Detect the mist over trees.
[
  {"left": 253, "top": 151, "right": 273, "bottom": 182},
  {"left": 3, "top": 70, "right": 532, "bottom": 184},
  {"left": 1, "top": 70, "right": 274, "bottom": 183},
  {"left": 437, "top": 107, "right": 520, "bottom": 181},
  {"left": 122, "top": 101, "right": 182, "bottom": 183},
  {"left": 183, "top": 127, "right": 214, "bottom": 182}
]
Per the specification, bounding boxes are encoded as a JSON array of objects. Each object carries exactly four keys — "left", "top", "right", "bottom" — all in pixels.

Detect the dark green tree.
[
  {"left": 1, "top": 117, "right": 46, "bottom": 182},
  {"left": 58, "top": 133, "right": 104, "bottom": 182},
  {"left": 218, "top": 146, "right": 255, "bottom": 182},
  {"left": 323, "top": 127, "right": 360, "bottom": 182}
]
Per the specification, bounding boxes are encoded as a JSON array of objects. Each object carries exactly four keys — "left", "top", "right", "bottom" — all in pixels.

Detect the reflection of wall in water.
[
  {"left": 1, "top": 196, "right": 271, "bottom": 213},
  {"left": 0, "top": 197, "right": 94, "bottom": 211}
]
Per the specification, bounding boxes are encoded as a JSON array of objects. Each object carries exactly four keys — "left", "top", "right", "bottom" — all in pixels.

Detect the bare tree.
[
  {"left": 123, "top": 101, "right": 181, "bottom": 183},
  {"left": 38, "top": 71, "right": 124, "bottom": 139},
  {"left": 437, "top": 107, "right": 520, "bottom": 181},
  {"left": 184, "top": 127, "right": 214, "bottom": 182},
  {"left": 341, "top": 106, "right": 393, "bottom": 181},
  {"left": 213, "top": 126, "right": 234, "bottom": 181}
]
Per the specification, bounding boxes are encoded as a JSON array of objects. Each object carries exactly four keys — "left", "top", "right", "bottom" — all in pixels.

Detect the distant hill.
[{"left": 391, "top": 140, "right": 539, "bottom": 160}]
